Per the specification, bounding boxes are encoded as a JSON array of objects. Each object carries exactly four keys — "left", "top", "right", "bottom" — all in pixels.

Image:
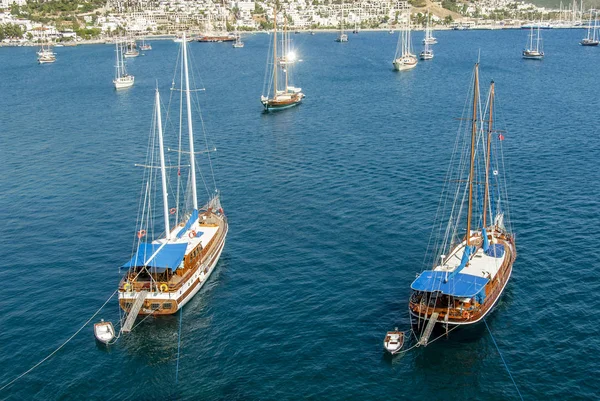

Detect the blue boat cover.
[
  {"left": 451, "top": 245, "right": 475, "bottom": 277},
  {"left": 485, "top": 243, "right": 505, "bottom": 258},
  {"left": 482, "top": 228, "right": 490, "bottom": 252},
  {"left": 122, "top": 243, "right": 188, "bottom": 270},
  {"left": 411, "top": 271, "right": 489, "bottom": 297},
  {"left": 176, "top": 210, "right": 198, "bottom": 239}
]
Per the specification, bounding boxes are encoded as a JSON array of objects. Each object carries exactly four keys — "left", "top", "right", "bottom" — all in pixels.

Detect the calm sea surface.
[{"left": 0, "top": 29, "right": 599, "bottom": 400}]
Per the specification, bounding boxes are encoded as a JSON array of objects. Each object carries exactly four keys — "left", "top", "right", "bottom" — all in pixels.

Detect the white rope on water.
[{"left": 0, "top": 290, "right": 118, "bottom": 392}]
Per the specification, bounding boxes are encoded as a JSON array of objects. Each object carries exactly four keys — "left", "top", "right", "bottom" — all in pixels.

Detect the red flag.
[{"left": 498, "top": 134, "right": 505, "bottom": 141}]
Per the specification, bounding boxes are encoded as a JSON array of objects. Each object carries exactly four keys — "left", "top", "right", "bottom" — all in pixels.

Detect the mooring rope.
[
  {"left": 175, "top": 307, "right": 183, "bottom": 384},
  {"left": 484, "top": 319, "right": 524, "bottom": 401},
  {"left": 0, "top": 290, "right": 118, "bottom": 392}
]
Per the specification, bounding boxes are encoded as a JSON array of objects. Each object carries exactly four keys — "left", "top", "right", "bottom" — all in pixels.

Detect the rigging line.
[
  {"left": 175, "top": 307, "right": 183, "bottom": 385},
  {"left": 0, "top": 290, "right": 118, "bottom": 392},
  {"left": 484, "top": 319, "right": 524, "bottom": 401}
]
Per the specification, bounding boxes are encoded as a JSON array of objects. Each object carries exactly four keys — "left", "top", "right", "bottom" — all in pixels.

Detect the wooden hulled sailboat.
[
  {"left": 393, "top": 16, "right": 418, "bottom": 71},
  {"left": 118, "top": 33, "right": 228, "bottom": 322},
  {"left": 580, "top": 9, "right": 599, "bottom": 46},
  {"left": 409, "top": 64, "right": 516, "bottom": 340},
  {"left": 261, "top": 8, "right": 304, "bottom": 112},
  {"left": 523, "top": 25, "right": 544, "bottom": 59}
]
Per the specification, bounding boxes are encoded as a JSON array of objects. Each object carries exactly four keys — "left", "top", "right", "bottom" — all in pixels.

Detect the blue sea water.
[{"left": 0, "top": 29, "right": 599, "bottom": 400}]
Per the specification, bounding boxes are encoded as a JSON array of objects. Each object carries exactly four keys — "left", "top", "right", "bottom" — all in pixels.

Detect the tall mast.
[
  {"left": 273, "top": 6, "right": 278, "bottom": 98},
  {"left": 155, "top": 89, "right": 171, "bottom": 240},
  {"left": 466, "top": 63, "right": 479, "bottom": 246},
  {"left": 182, "top": 32, "right": 198, "bottom": 211},
  {"left": 482, "top": 80, "right": 494, "bottom": 229},
  {"left": 115, "top": 42, "right": 120, "bottom": 79},
  {"left": 284, "top": 15, "right": 289, "bottom": 91},
  {"left": 530, "top": 26, "right": 534, "bottom": 50}
]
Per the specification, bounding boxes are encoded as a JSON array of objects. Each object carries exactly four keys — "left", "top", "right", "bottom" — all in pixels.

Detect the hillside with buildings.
[{"left": 0, "top": 0, "right": 595, "bottom": 44}]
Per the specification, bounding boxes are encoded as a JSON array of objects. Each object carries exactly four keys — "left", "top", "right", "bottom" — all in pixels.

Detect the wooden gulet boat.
[
  {"left": 580, "top": 9, "right": 599, "bottom": 46},
  {"left": 393, "top": 14, "right": 418, "bottom": 71},
  {"left": 118, "top": 33, "right": 228, "bottom": 321},
  {"left": 409, "top": 64, "right": 516, "bottom": 337},
  {"left": 522, "top": 25, "right": 544, "bottom": 59},
  {"left": 261, "top": 7, "right": 304, "bottom": 111}
]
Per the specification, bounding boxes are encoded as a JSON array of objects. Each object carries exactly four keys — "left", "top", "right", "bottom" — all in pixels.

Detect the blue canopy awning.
[
  {"left": 122, "top": 243, "right": 188, "bottom": 270},
  {"left": 411, "top": 271, "right": 489, "bottom": 297}
]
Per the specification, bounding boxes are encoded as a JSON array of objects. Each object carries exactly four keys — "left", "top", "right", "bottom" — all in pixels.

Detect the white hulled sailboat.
[
  {"left": 423, "top": 11, "right": 437, "bottom": 44},
  {"left": 113, "top": 40, "right": 134, "bottom": 89},
  {"left": 409, "top": 64, "right": 516, "bottom": 342},
  {"left": 335, "top": 2, "right": 348, "bottom": 42},
  {"left": 37, "top": 31, "right": 56, "bottom": 64},
  {"left": 393, "top": 15, "right": 417, "bottom": 71},
  {"left": 118, "top": 33, "right": 228, "bottom": 321}
]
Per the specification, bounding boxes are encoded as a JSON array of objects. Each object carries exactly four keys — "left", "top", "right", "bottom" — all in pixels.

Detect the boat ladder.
[
  {"left": 121, "top": 290, "right": 148, "bottom": 333},
  {"left": 418, "top": 312, "right": 439, "bottom": 346}
]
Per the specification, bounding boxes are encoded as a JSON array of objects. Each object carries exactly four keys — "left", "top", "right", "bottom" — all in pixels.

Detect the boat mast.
[
  {"left": 273, "top": 6, "right": 278, "bottom": 99},
  {"left": 182, "top": 32, "right": 198, "bottom": 211},
  {"left": 529, "top": 26, "right": 534, "bottom": 50},
  {"left": 466, "top": 63, "right": 479, "bottom": 246},
  {"left": 155, "top": 89, "right": 171, "bottom": 240},
  {"left": 284, "top": 15, "right": 289, "bottom": 91},
  {"left": 482, "top": 80, "right": 494, "bottom": 229},
  {"left": 536, "top": 25, "right": 541, "bottom": 51},
  {"left": 115, "top": 42, "right": 120, "bottom": 79}
]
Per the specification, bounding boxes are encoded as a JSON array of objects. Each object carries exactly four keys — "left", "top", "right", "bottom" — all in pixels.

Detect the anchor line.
[
  {"left": 0, "top": 290, "right": 118, "bottom": 392},
  {"left": 484, "top": 319, "right": 524, "bottom": 401}
]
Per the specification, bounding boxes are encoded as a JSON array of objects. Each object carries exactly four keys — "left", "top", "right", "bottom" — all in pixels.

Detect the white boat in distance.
[
  {"left": 113, "top": 39, "right": 134, "bottom": 89},
  {"left": 423, "top": 11, "right": 437, "bottom": 44}
]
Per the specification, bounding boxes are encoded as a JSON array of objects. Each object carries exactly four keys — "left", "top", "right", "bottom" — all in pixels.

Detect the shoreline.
[{"left": 0, "top": 26, "right": 587, "bottom": 48}]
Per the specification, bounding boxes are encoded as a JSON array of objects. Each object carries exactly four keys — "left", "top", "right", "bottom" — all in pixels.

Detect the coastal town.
[{"left": 0, "top": 0, "right": 593, "bottom": 44}]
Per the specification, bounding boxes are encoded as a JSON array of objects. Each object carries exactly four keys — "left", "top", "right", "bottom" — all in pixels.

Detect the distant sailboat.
[
  {"left": 409, "top": 64, "right": 516, "bottom": 340},
  {"left": 393, "top": 16, "right": 418, "bottom": 71},
  {"left": 420, "top": 39, "right": 434, "bottom": 60},
  {"left": 335, "top": 2, "right": 348, "bottom": 42},
  {"left": 124, "top": 38, "right": 139, "bottom": 58},
  {"left": 423, "top": 11, "right": 437, "bottom": 44},
  {"left": 261, "top": 7, "right": 304, "bottom": 111},
  {"left": 37, "top": 30, "right": 56, "bottom": 64},
  {"left": 113, "top": 39, "right": 134, "bottom": 90},
  {"left": 233, "top": 29, "right": 244, "bottom": 48},
  {"left": 522, "top": 25, "right": 544, "bottom": 59},
  {"left": 140, "top": 37, "right": 152, "bottom": 51},
  {"left": 580, "top": 9, "right": 599, "bottom": 46}
]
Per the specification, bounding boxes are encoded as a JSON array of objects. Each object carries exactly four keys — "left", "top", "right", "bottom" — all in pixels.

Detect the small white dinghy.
[
  {"left": 383, "top": 328, "right": 405, "bottom": 355},
  {"left": 94, "top": 319, "right": 115, "bottom": 345}
]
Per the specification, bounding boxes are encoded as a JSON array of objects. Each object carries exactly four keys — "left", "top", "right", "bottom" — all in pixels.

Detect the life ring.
[
  {"left": 189, "top": 230, "right": 196, "bottom": 238},
  {"left": 137, "top": 229, "right": 146, "bottom": 239},
  {"left": 124, "top": 283, "right": 132, "bottom": 291},
  {"left": 170, "top": 208, "right": 177, "bottom": 215},
  {"left": 160, "top": 283, "right": 168, "bottom": 292}
]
